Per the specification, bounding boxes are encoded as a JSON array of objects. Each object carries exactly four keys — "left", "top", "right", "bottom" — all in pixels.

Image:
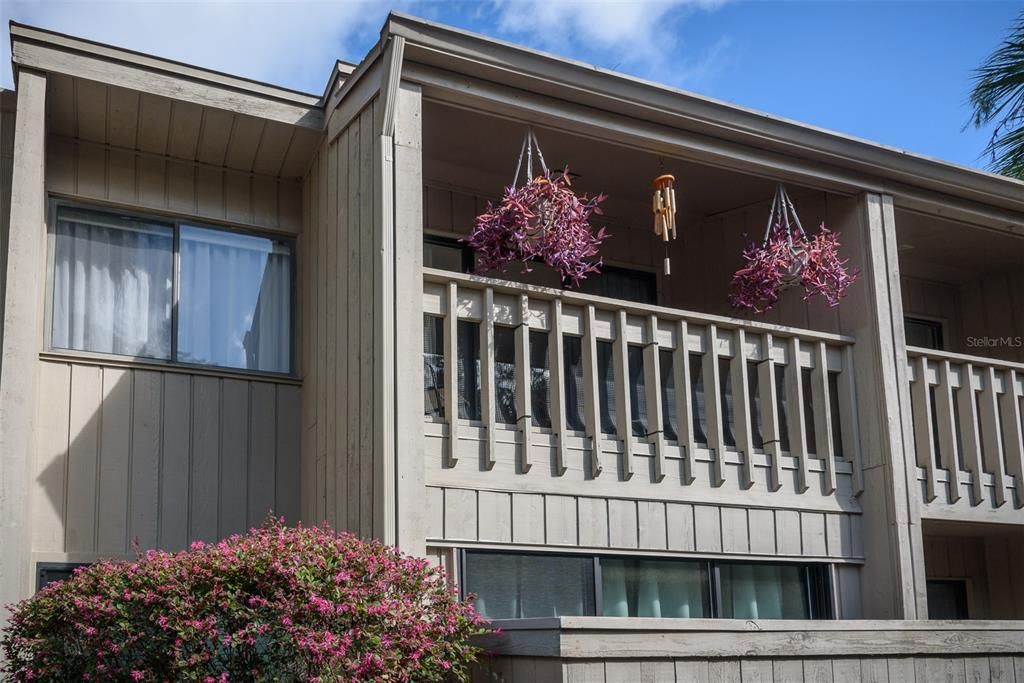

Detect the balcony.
[{"left": 422, "top": 268, "right": 862, "bottom": 515}]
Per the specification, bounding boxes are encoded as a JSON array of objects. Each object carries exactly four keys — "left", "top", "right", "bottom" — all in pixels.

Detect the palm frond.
[{"left": 968, "top": 11, "right": 1024, "bottom": 178}]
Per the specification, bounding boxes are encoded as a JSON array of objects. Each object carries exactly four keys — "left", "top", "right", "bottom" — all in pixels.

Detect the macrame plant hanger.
[
  {"left": 764, "top": 183, "right": 807, "bottom": 287},
  {"left": 512, "top": 127, "right": 549, "bottom": 188}
]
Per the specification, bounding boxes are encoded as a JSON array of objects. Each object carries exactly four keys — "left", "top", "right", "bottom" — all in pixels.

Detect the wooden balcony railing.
[
  {"left": 906, "top": 347, "right": 1024, "bottom": 511},
  {"left": 422, "top": 268, "right": 862, "bottom": 501}
]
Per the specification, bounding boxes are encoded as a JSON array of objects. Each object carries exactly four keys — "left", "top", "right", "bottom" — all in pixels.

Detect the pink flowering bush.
[
  {"left": 2, "top": 520, "right": 487, "bottom": 682},
  {"left": 730, "top": 223, "right": 859, "bottom": 313},
  {"left": 465, "top": 168, "right": 608, "bottom": 287}
]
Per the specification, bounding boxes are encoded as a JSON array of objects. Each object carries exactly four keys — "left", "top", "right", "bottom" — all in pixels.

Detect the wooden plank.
[
  {"left": 998, "top": 370, "right": 1024, "bottom": 508},
  {"left": 721, "top": 506, "right": 749, "bottom": 554},
  {"left": 334, "top": 133, "right": 349, "bottom": 531},
  {"left": 159, "top": 374, "right": 190, "bottom": 550},
  {"left": 677, "top": 660, "right": 711, "bottom": 683},
  {"left": 832, "top": 659, "right": 862, "bottom": 683},
  {"left": 731, "top": 329, "right": 756, "bottom": 489},
  {"left": 66, "top": 364, "right": 101, "bottom": 553},
  {"left": 675, "top": 319, "right": 697, "bottom": 484},
  {"left": 839, "top": 343, "right": 864, "bottom": 494},
  {"left": 644, "top": 315, "right": 667, "bottom": 482},
  {"left": 911, "top": 355, "right": 939, "bottom": 502},
  {"left": 785, "top": 337, "right": 811, "bottom": 492},
  {"left": 709, "top": 660, "right": 741, "bottom": 683},
  {"left": 550, "top": 299, "right": 569, "bottom": 475},
  {"left": 741, "top": 659, "right": 773, "bottom": 683},
  {"left": 963, "top": 657, "right": 990, "bottom": 683},
  {"left": 666, "top": 502, "right": 696, "bottom": 552},
  {"left": 934, "top": 360, "right": 962, "bottom": 502},
  {"left": 637, "top": 500, "right": 667, "bottom": 550},
  {"left": 775, "top": 509, "right": 802, "bottom": 555},
  {"left": 248, "top": 383, "right": 277, "bottom": 527},
  {"left": 33, "top": 362, "right": 71, "bottom": 553},
  {"left": 478, "top": 490, "right": 512, "bottom": 543},
  {"left": 583, "top": 305, "right": 604, "bottom": 477},
  {"left": 219, "top": 379, "right": 248, "bottom": 538},
  {"left": 97, "top": 368, "right": 132, "bottom": 555},
  {"left": 956, "top": 363, "right": 985, "bottom": 504},
  {"left": 978, "top": 366, "right": 1008, "bottom": 507},
  {"left": 802, "top": 659, "right": 832, "bottom": 682},
  {"left": 860, "top": 658, "right": 889, "bottom": 683},
  {"left": 275, "top": 385, "right": 302, "bottom": 524},
  {"left": 512, "top": 492, "right": 545, "bottom": 544},
  {"left": 444, "top": 488, "right": 477, "bottom": 541},
  {"left": 190, "top": 376, "right": 220, "bottom": 544},
  {"left": 614, "top": 309, "right": 634, "bottom": 480},
  {"left": 545, "top": 494, "right": 578, "bottom": 546},
  {"left": 578, "top": 497, "right": 609, "bottom": 547},
  {"left": 516, "top": 294, "right": 533, "bottom": 472},
  {"left": 801, "top": 511, "right": 827, "bottom": 556},
  {"left": 694, "top": 504, "right": 722, "bottom": 553},
  {"left": 748, "top": 508, "right": 776, "bottom": 555},
  {"left": 346, "top": 124, "right": 360, "bottom": 532},
  {"left": 812, "top": 342, "right": 838, "bottom": 494},
  {"left": 608, "top": 498, "right": 639, "bottom": 549},
  {"left": 481, "top": 288, "right": 497, "bottom": 470},
  {"left": 758, "top": 333, "right": 784, "bottom": 491},
  {"left": 703, "top": 324, "right": 726, "bottom": 487},
  {"left": 444, "top": 281, "right": 459, "bottom": 467},
  {"left": 107, "top": 147, "right": 136, "bottom": 205},
  {"left": 772, "top": 660, "right": 804, "bottom": 683},
  {"left": 357, "top": 104, "right": 375, "bottom": 540}
]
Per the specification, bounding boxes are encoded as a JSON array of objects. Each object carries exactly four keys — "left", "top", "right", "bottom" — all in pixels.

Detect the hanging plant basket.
[
  {"left": 729, "top": 185, "right": 859, "bottom": 313},
  {"left": 465, "top": 128, "right": 608, "bottom": 288}
]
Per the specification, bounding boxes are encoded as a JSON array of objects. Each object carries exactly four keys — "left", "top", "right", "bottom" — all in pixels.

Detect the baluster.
[
  {"left": 955, "top": 363, "right": 985, "bottom": 505},
  {"left": 702, "top": 323, "right": 726, "bottom": 487},
  {"left": 910, "top": 355, "right": 937, "bottom": 502},
  {"left": 933, "top": 360, "right": 962, "bottom": 503},
  {"left": 582, "top": 305, "right": 603, "bottom": 478},
  {"left": 480, "top": 288, "right": 496, "bottom": 470},
  {"left": 999, "top": 369, "right": 1024, "bottom": 508},
  {"left": 643, "top": 315, "right": 666, "bottom": 482},
  {"left": 549, "top": 299, "right": 568, "bottom": 476},
  {"left": 811, "top": 342, "right": 838, "bottom": 495},
  {"left": 730, "top": 328, "right": 755, "bottom": 490},
  {"left": 757, "top": 333, "right": 783, "bottom": 492},
  {"left": 613, "top": 310, "right": 634, "bottom": 480},
  {"left": 837, "top": 345, "right": 864, "bottom": 495},
  {"left": 978, "top": 366, "right": 1007, "bottom": 507},
  {"left": 674, "top": 319, "right": 697, "bottom": 485},
  {"left": 784, "top": 337, "right": 810, "bottom": 493},
  {"left": 443, "top": 282, "right": 459, "bottom": 467},
  {"left": 515, "top": 294, "right": 532, "bottom": 473}
]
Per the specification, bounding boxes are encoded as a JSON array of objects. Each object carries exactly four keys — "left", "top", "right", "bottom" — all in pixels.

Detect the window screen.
[
  {"left": 602, "top": 557, "right": 709, "bottom": 618},
  {"left": 660, "top": 349, "right": 678, "bottom": 442},
  {"left": 628, "top": 346, "right": 647, "bottom": 437},
  {"left": 494, "top": 326, "right": 517, "bottom": 424},
  {"left": 905, "top": 317, "right": 944, "bottom": 351},
  {"left": 530, "top": 331, "right": 551, "bottom": 428},
  {"left": 457, "top": 321, "right": 481, "bottom": 420},
  {"left": 564, "top": 336, "right": 586, "bottom": 431},
  {"left": 597, "top": 341, "right": 616, "bottom": 435},
  {"left": 717, "top": 562, "right": 817, "bottom": 619},
  {"left": 463, "top": 552, "right": 596, "bottom": 619}
]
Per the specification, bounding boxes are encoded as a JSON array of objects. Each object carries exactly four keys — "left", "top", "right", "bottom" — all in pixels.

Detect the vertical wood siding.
[
  {"left": 33, "top": 360, "right": 301, "bottom": 557},
  {"left": 0, "top": 90, "right": 16, "bottom": 357},
  {"left": 924, "top": 533, "right": 1024, "bottom": 620},
  {"left": 46, "top": 136, "right": 302, "bottom": 235},
  {"left": 300, "top": 99, "right": 384, "bottom": 537},
  {"left": 472, "top": 655, "right": 1024, "bottom": 683}
]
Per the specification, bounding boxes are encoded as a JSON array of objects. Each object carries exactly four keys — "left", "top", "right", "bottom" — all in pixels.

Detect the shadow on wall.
[{"left": 34, "top": 359, "right": 302, "bottom": 564}]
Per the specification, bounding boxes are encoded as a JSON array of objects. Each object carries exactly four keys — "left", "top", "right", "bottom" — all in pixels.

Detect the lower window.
[{"left": 461, "top": 550, "right": 832, "bottom": 620}]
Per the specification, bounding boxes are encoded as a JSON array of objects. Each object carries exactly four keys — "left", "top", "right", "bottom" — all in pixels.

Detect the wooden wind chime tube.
[{"left": 652, "top": 174, "right": 677, "bottom": 274}]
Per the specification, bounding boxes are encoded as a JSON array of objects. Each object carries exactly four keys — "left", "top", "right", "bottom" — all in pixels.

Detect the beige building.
[{"left": 2, "top": 14, "right": 1024, "bottom": 681}]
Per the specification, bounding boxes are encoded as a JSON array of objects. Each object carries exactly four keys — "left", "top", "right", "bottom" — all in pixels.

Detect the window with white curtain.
[{"left": 50, "top": 204, "right": 294, "bottom": 375}]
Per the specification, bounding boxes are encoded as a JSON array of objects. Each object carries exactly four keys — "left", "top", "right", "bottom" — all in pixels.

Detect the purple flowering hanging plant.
[
  {"left": 465, "top": 167, "right": 609, "bottom": 288},
  {"left": 730, "top": 221, "right": 859, "bottom": 314}
]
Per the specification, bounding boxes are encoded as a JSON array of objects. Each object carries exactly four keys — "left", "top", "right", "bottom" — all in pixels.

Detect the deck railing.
[
  {"left": 422, "top": 269, "right": 862, "bottom": 498},
  {"left": 906, "top": 347, "right": 1024, "bottom": 510}
]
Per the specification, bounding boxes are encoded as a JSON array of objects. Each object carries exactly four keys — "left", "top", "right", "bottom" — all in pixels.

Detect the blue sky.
[{"left": 2, "top": 1, "right": 1020, "bottom": 171}]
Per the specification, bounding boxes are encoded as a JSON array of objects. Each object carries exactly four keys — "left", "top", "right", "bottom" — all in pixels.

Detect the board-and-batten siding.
[
  {"left": 46, "top": 136, "right": 302, "bottom": 235},
  {"left": 33, "top": 360, "right": 300, "bottom": 558},
  {"left": 0, "top": 90, "right": 16, "bottom": 359},
  {"left": 924, "top": 534, "right": 1024, "bottom": 620},
  {"left": 300, "top": 99, "right": 384, "bottom": 538},
  {"left": 473, "top": 655, "right": 1024, "bottom": 683}
]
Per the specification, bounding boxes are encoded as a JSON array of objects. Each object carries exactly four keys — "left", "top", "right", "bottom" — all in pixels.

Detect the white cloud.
[
  {"left": 490, "top": 0, "right": 729, "bottom": 76},
  {"left": 1, "top": 0, "right": 396, "bottom": 92}
]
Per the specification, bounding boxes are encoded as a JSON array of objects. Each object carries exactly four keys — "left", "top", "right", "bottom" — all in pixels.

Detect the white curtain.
[
  {"left": 720, "top": 563, "right": 809, "bottom": 619},
  {"left": 602, "top": 559, "right": 707, "bottom": 618},
  {"left": 51, "top": 209, "right": 173, "bottom": 359},
  {"left": 178, "top": 226, "right": 291, "bottom": 374}
]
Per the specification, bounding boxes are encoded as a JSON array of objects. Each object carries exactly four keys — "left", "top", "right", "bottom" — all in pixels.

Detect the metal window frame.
[
  {"left": 36, "top": 561, "right": 91, "bottom": 592},
  {"left": 45, "top": 197, "right": 298, "bottom": 379}
]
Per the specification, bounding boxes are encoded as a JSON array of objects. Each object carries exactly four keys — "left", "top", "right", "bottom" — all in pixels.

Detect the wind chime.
[{"left": 652, "top": 173, "right": 678, "bottom": 274}]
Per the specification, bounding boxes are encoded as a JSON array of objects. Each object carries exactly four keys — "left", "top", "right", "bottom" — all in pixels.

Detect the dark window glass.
[
  {"left": 494, "top": 326, "right": 517, "bottom": 424},
  {"left": 423, "top": 315, "right": 444, "bottom": 418},
  {"left": 37, "top": 562, "right": 90, "bottom": 592},
  {"left": 660, "top": 349, "right": 678, "bottom": 442},
  {"left": 530, "top": 331, "right": 551, "bottom": 428},
  {"left": 748, "top": 361, "right": 764, "bottom": 449},
  {"left": 597, "top": 341, "right": 616, "bottom": 435},
  {"left": 691, "top": 354, "right": 707, "bottom": 443},
  {"left": 952, "top": 387, "right": 965, "bottom": 470},
  {"left": 828, "top": 371, "right": 843, "bottom": 459},
  {"left": 775, "top": 365, "right": 791, "bottom": 452},
  {"left": 574, "top": 265, "right": 657, "bottom": 304},
  {"left": 720, "top": 357, "right": 736, "bottom": 448},
  {"left": 905, "top": 318, "right": 944, "bottom": 351},
  {"left": 602, "top": 557, "right": 709, "bottom": 618},
  {"left": 463, "top": 552, "right": 596, "bottom": 619},
  {"left": 802, "top": 368, "right": 817, "bottom": 454},
  {"left": 927, "top": 579, "right": 969, "bottom": 619},
  {"left": 424, "top": 235, "right": 472, "bottom": 272},
  {"left": 457, "top": 321, "right": 481, "bottom": 420},
  {"left": 564, "top": 336, "right": 586, "bottom": 431},
  {"left": 628, "top": 346, "right": 647, "bottom": 437}
]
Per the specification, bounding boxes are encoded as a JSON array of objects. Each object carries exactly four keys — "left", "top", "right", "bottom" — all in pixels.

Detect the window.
[
  {"left": 423, "top": 315, "right": 445, "bottom": 418},
  {"left": 424, "top": 235, "right": 473, "bottom": 273},
  {"left": 51, "top": 204, "right": 294, "bottom": 374},
  {"left": 926, "top": 579, "right": 969, "bottom": 619},
  {"left": 37, "top": 562, "right": 90, "bottom": 591},
  {"left": 905, "top": 317, "right": 944, "bottom": 350},
  {"left": 574, "top": 265, "right": 657, "bottom": 305},
  {"left": 462, "top": 550, "right": 831, "bottom": 621}
]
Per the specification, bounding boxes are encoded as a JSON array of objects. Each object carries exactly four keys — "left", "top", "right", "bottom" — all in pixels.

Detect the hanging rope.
[
  {"left": 511, "top": 127, "right": 550, "bottom": 188},
  {"left": 763, "top": 184, "right": 806, "bottom": 254}
]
